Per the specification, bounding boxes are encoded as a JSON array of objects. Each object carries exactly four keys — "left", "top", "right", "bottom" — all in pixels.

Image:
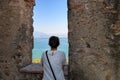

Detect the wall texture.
[
  {"left": 0, "top": 0, "right": 120, "bottom": 80},
  {"left": 68, "top": 0, "right": 120, "bottom": 80},
  {"left": 0, "top": 0, "right": 34, "bottom": 79}
]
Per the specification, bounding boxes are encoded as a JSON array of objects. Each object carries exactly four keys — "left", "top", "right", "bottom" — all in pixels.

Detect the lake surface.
[{"left": 32, "top": 38, "right": 68, "bottom": 60}]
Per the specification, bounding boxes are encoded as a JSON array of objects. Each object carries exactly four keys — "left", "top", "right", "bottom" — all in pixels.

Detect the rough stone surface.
[
  {"left": 0, "top": 0, "right": 34, "bottom": 80},
  {"left": 0, "top": 0, "right": 120, "bottom": 80},
  {"left": 20, "top": 63, "right": 68, "bottom": 80},
  {"left": 68, "top": 0, "right": 120, "bottom": 80}
]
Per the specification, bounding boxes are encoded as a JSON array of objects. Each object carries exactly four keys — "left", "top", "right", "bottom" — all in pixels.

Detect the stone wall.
[
  {"left": 0, "top": 0, "right": 34, "bottom": 79},
  {"left": 68, "top": 0, "right": 120, "bottom": 80},
  {"left": 0, "top": 0, "right": 120, "bottom": 80}
]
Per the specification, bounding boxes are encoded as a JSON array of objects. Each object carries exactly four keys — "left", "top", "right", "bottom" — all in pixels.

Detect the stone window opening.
[
  {"left": 32, "top": 0, "right": 68, "bottom": 64},
  {"left": 20, "top": 0, "right": 69, "bottom": 80}
]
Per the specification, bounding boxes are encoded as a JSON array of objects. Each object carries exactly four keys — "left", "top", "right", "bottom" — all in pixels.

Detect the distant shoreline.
[
  {"left": 32, "top": 38, "right": 68, "bottom": 61},
  {"left": 32, "top": 58, "right": 69, "bottom": 64},
  {"left": 34, "top": 37, "right": 68, "bottom": 39}
]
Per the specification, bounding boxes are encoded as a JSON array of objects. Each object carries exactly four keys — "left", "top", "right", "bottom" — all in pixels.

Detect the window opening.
[{"left": 32, "top": 0, "right": 68, "bottom": 63}]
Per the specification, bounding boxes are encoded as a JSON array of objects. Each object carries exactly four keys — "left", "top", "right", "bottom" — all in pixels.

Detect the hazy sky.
[{"left": 33, "top": 0, "right": 68, "bottom": 35}]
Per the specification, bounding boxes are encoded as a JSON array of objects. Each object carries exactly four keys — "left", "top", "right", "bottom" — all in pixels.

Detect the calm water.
[{"left": 32, "top": 38, "right": 68, "bottom": 60}]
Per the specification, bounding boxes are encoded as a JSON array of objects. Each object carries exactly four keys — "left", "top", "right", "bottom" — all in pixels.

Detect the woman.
[{"left": 41, "top": 36, "right": 66, "bottom": 80}]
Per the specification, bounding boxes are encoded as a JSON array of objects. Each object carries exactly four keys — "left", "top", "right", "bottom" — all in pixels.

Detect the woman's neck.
[{"left": 51, "top": 48, "right": 57, "bottom": 51}]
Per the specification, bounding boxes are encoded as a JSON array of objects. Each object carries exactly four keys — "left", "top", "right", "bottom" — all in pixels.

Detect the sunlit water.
[{"left": 32, "top": 38, "right": 68, "bottom": 63}]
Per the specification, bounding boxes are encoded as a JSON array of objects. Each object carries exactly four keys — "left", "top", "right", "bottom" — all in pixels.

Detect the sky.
[{"left": 33, "top": 0, "right": 68, "bottom": 36}]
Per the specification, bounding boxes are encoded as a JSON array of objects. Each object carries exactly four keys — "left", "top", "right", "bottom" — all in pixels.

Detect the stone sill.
[{"left": 20, "top": 63, "right": 68, "bottom": 76}]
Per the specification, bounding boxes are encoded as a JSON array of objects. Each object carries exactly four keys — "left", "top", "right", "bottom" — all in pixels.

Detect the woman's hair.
[{"left": 49, "top": 36, "right": 60, "bottom": 48}]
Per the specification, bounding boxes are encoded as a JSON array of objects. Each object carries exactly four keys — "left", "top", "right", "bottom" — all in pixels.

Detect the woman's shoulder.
[
  {"left": 41, "top": 51, "right": 47, "bottom": 56},
  {"left": 57, "top": 50, "right": 63, "bottom": 53},
  {"left": 43, "top": 50, "right": 49, "bottom": 53},
  {"left": 57, "top": 50, "right": 65, "bottom": 55}
]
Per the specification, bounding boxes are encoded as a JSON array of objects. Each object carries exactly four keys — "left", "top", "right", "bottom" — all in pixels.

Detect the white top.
[{"left": 41, "top": 50, "right": 66, "bottom": 80}]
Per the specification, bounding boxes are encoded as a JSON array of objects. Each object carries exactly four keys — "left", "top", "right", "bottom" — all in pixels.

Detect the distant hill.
[
  {"left": 33, "top": 32, "right": 67, "bottom": 38},
  {"left": 33, "top": 32, "right": 50, "bottom": 38}
]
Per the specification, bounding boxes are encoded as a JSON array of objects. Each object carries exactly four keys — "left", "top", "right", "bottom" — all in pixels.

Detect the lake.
[{"left": 32, "top": 38, "right": 68, "bottom": 63}]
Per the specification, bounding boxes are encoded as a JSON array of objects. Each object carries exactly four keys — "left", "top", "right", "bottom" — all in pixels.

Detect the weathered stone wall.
[
  {"left": 0, "top": 0, "right": 34, "bottom": 79},
  {"left": 0, "top": 0, "right": 120, "bottom": 80},
  {"left": 68, "top": 0, "right": 120, "bottom": 80}
]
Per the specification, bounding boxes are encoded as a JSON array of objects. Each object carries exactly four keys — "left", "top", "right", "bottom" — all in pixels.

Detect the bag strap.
[{"left": 45, "top": 51, "right": 57, "bottom": 80}]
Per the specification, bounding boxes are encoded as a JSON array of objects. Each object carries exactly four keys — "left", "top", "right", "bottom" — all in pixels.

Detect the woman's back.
[{"left": 41, "top": 50, "right": 66, "bottom": 80}]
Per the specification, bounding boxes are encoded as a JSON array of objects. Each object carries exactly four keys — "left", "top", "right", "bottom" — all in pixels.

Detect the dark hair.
[{"left": 49, "top": 36, "right": 60, "bottom": 48}]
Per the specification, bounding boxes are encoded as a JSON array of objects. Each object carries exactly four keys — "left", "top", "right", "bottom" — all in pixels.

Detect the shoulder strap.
[{"left": 45, "top": 51, "right": 57, "bottom": 80}]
